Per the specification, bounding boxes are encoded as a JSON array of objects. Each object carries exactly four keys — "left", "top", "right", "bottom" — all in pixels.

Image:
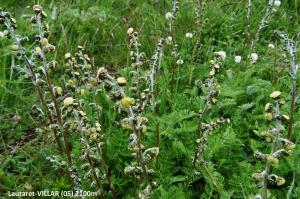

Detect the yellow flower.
[
  {"left": 56, "top": 86, "right": 63, "bottom": 96},
  {"left": 41, "top": 38, "right": 48, "bottom": 47},
  {"left": 264, "top": 113, "right": 273, "bottom": 121},
  {"left": 121, "top": 97, "right": 135, "bottom": 108},
  {"left": 117, "top": 77, "right": 127, "bottom": 86},
  {"left": 122, "top": 123, "right": 132, "bottom": 130},
  {"left": 85, "top": 64, "right": 92, "bottom": 70},
  {"left": 80, "top": 89, "right": 85, "bottom": 96},
  {"left": 266, "top": 155, "right": 279, "bottom": 166},
  {"left": 270, "top": 91, "right": 281, "bottom": 99},
  {"left": 63, "top": 97, "right": 74, "bottom": 106},
  {"left": 286, "top": 143, "right": 296, "bottom": 151},
  {"left": 65, "top": 53, "right": 71, "bottom": 59},
  {"left": 209, "top": 70, "right": 215, "bottom": 76},
  {"left": 142, "top": 125, "right": 147, "bottom": 134},
  {"left": 276, "top": 177, "right": 285, "bottom": 186},
  {"left": 11, "top": 44, "right": 19, "bottom": 51}
]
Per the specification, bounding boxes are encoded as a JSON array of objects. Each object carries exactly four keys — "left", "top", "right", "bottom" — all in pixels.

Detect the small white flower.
[
  {"left": 215, "top": 51, "right": 226, "bottom": 60},
  {"left": 250, "top": 53, "right": 258, "bottom": 63},
  {"left": 127, "top": 27, "right": 134, "bottom": 35},
  {"left": 274, "top": 0, "right": 281, "bottom": 7},
  {"left": 165, "top": 12, "right": 174, "bottom": 21},
  {"left": 234, "top": 56, "right": 242, "bottom": 63},
  {"left": 0, "top": 32, "right": 4, "bottom": 38},
  {"left": 268, "top": 44, "right": 275, "bottom": 49},
  {"left": 166, "top": 36, "right": 173, "bottom": 44},
  {"left": 176, "top": 59, "right": 184, "bottom": 65},
  {"left": 185, "top": 32, "right": 193, "bottom": 38}
]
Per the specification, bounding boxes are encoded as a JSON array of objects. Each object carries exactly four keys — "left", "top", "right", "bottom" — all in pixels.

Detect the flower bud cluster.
[
  {"left": 128, "top": 28, "right": 145, "bottom": 68},
  {"left": 252, "top": 91, "right": 296, "bottom": 197},
  {"left": 97, "top": 67, "right": 158, "bottom": 198}
]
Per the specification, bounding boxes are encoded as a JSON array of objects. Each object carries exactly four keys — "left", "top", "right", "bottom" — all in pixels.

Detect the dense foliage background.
[{"left": 0, "top": 0, "right": 299, "bottom": 198}]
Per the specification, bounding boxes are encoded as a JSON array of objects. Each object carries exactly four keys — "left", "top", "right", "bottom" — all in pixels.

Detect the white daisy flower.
[
  {"left": 185, "top": 32, "right": 193, "bottom": 38},
  {"left": 234, "top": 56, "right": 242, "bottom": 63}
]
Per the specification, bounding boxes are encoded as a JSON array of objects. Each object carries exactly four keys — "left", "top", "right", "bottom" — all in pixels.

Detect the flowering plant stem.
[
  {"left": 287, "top": 79, "right": 296, "bottom": 140},
  {"left": 3, "top": 15, "right": 64, "bottom": 156},
  {"left": 262, "top": 101, "right": 281, "bottom": 199},
  {"left": 36, "top": 13, "right": 72, "bottom": 163}
]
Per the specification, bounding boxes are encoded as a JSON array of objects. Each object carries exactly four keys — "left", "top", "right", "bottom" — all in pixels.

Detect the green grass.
[{"left": 0, "top": 0, "right": 300, "bottom": 198}]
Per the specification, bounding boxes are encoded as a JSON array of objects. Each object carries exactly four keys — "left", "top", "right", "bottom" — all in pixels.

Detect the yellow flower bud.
[
  {"left": 80, "top": 89, "right": 85, "bottom": 96},
  {"left": 65, "top": 53, "right": 71, "bottom": 59},
  {"left": 209, "top": 70, "right": 215, "bottom": 76},
  {"left": 85, "top": 64, "right": 92, "bottom": 70},
  {"left": 121, "top": 97, "right": 135, "bottom": 108},
  {"left": 90, "top": 133, "right": 98, "bottom": 141},
  {"left": 270, "top": 91, "right": 281, "bottom": 99},
  {"left": 11, "top": 44, "right": 19, "bottom": 51},
  {"left": 132, "top": 147, "right": 140, "bottom": 152},
  {"left": 265, "top": 113, "right": 273, "bottom": 121},
  {"left": 41, "top": 38, "right": 48, "bottom": 47},
  {"left": 56, "top": 86, "right": 63, "bottom": 96},
  {"left": 209, "top": 60, "right": 215, "bottom": 65},
  {"left": 122, "top": 123, "right": 132, "bottom": 130},
  {"left": 286, "top": 143, "right": 296, "bottom": 151},
  {"left": 281, "top": 114, "right": 290, "bottom": 121},
  {"left": 266, "top": 155, "right": 279, "bottom": 166},
  {"left": 117, "top": 77, "right": 127, "bottom": 86},
  {"left": 142, "top": 125, "right": 147, "bottom": 134},
  {"left": 35, "top": 47, "right": 41, "bottom": 54},
  {"left": 214, "top": 64, "right": 220, "bottom": 69},
  {"left": 70, "top": 122, "right": 77, "bottom": 130},
  {"left": 276, "top": 177, "right": 285, "bottom": 186},
  {"left": 63, "top": 97, "right": 74, "bottom": 106}
]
